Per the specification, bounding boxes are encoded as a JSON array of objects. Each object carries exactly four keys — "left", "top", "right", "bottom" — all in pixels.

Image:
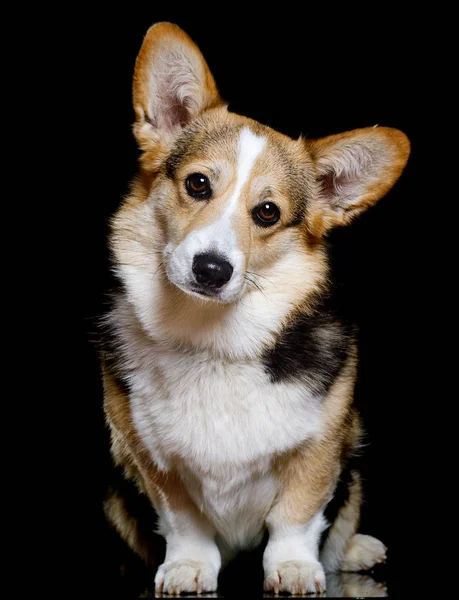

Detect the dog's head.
[{"left": 113, "top": 23, "right": 410, "bottom": 309}]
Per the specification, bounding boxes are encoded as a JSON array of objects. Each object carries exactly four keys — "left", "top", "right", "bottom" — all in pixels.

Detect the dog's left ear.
[
  {"left": 307, "top": 127, "right": 410, "bottom": 236},
  {"left": 132, "top": 22, "right": 223, "bottom": 163}
]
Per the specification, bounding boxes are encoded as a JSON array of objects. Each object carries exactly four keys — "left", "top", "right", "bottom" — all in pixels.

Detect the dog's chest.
[{"left": 128, "top": 344, "right": 323, "bottom": 474}]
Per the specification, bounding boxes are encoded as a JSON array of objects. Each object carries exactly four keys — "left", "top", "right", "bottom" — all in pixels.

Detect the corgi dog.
[{"left": 101, "top": 22, "right": 410, "bottom": 595}]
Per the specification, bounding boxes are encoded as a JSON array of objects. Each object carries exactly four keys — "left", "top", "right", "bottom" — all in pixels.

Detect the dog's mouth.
[
  {"left": 188, "top": 283, "right": 222, "bottom": 300},
  {"left": 167, "top": 278, "right": 228, "bottom": 303},
  {"left": 170, "top": 278, "right": 245, "bottom": 305}
]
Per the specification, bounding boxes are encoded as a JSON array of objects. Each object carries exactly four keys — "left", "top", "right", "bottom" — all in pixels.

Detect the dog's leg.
[
  {"left": 263, "top": 360, "right": 360, "bottom": 596},
  {"left": 320, "top": 469, "right": 362, "bottom": 572},
  {"left": 263, "top": 509, "right": 328, "bottom": 595},
  {"left": 147, "top": 473, "right": 221, "bottom": 595},
  {"left": 262, "top": 441, "right": 334, "bottom": 596},
  {"left": 103, "top": 369, "right": 221, "bottom": 595},
  {"left": 319, "top": 466, "right": 387, "bottom": 573}
]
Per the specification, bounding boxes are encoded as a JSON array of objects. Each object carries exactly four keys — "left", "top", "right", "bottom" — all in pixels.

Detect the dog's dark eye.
[
  {"left": 252, "top": 202, "right": 280, "bottom": 227},
  {"left": 186, "top": 173, "right": 211, "bottom": 199}
]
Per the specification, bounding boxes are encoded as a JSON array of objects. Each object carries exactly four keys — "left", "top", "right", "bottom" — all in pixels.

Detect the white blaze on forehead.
[{"left": 225, "top": 127, "right": 267, "bottom": 217}]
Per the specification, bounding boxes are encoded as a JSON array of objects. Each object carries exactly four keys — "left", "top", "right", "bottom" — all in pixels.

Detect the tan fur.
[
  {"left": 270, "top": 350, "right": 359, "bottom": 525},
  {"left": 133, "top": 22, "right": 221, "bottom": 120},
  {"left": 103, "top": 368, "right": 197, "bottom": 517},
  {"left": 306, "top": 127, "right": 411, "bottom": 237},
  {"left": 132, "top": 22, "right": 222, "bottom": 169}
]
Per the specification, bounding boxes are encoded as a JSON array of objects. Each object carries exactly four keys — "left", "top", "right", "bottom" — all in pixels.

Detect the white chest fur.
[
  {"left": 113, "top": 301, "right": 324, "bottom": 548},
  {"left": 128, "top": 343, "right": 323, "bottom": 473}
]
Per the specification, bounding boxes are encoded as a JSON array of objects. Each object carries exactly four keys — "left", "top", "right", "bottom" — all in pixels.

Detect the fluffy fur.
[{"left": 100, "top": 22, "right": 410, "bottom": 595}]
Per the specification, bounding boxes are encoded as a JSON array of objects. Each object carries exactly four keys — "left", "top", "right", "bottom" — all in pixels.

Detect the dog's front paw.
[
  {"left": 155, "top": 559, "right": 218, "bottom": 595},
  {"left": 264, "top": 560, "right": 325, "bottom": 595}
]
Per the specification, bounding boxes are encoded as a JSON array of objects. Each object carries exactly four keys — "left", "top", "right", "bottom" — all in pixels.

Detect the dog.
[{"left": 100, "top": 22, "right": 410, "bottom": 595}]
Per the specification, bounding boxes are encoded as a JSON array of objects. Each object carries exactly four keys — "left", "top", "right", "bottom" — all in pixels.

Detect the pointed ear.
[
  {"left": 307, "top": 127, "right": 410, "bottom": 236},
  {"left": 132, "top": 22, "right": 223, "bottom": 158}
]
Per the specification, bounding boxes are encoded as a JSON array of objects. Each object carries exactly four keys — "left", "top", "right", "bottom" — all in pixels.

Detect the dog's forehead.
[{"left": 165, "top": 111, "right": 311, "bottom": 181}]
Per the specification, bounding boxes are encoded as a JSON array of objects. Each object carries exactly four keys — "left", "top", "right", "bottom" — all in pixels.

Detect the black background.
[{"left": 74, "top": 10, "right": 432, "bottom": 598}]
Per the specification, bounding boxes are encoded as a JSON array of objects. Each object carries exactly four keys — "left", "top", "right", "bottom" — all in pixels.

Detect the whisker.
[
  {"left": 244, "top": 275, "right": 268, "bottom": 301},
  {"left": 246, "top": 270, "right": 280, "bottom": 292}
]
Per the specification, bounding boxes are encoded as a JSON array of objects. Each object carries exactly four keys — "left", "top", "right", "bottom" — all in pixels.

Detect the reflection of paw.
[
  {"left": 326, "top": 572, "right": 387, "bottom": 597},
  {"left": 154, "top": 559, "right": 218, "bottom": 595},
  {"left": 264, "top": 560, "right": 326, "bottom": 595},
  {"left": 342, "top": 534, "right": 387, "bottom": 571},
  {"left": 341, "top": 573, "right": 387, "bottom": 597}
]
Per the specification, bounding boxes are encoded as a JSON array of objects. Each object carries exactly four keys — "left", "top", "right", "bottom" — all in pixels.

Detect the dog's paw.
[
  {"left": 341, "top": 534, "right": 387, "bottom": 572},
  {"left": 154, "top": 559, "right": 218, "bottom": 595},
  {"left": 264, "top": 560, "right": 325, "bottom": 595}
]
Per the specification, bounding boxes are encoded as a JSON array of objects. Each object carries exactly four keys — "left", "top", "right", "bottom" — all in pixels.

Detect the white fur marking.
[
  {"left": 223, "top": 127, "right": 267, "bottom": 219},
  {"left": 166, "top": 127, "right": 266, "bottom": 302}
]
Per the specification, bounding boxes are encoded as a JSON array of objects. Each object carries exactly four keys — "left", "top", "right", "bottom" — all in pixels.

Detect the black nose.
[{"left": 192, "top": 253, "right": 234, "bottom": 289}]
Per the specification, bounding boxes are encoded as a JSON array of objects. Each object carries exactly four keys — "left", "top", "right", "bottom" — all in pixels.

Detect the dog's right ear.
[{"left": 132, "top": 22, "right": 222, "bottom": 163}]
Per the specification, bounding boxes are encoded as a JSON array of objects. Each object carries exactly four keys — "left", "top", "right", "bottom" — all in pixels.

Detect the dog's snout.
[{"left": 192, "top": 253, "right": 234, "bottom": 289}]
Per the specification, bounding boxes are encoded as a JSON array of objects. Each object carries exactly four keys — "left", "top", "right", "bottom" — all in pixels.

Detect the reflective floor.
[{"left": 140, "top": 572, "right": 387, "bottom": 598}]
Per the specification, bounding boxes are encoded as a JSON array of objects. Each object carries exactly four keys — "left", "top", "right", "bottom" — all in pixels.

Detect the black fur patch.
[
  {"left": 106, "top": 465, "right": 161, "bottom": 543},
  {"left": 262, "top": 293, "right": 353, "bottom": 395},
  {"left": 319, "top": 464, "right": 359, "bottom": 552},
  {"left": 322, "top": 468, "right": 352, "bottom": 535}
]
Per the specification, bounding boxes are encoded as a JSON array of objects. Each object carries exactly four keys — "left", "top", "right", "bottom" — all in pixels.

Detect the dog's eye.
[
  {"left": 185, "top": 173, "right": 211, "bottom": 199},
  {"left": 252, "top": 202, "right": 280, "bottom": 227}
]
